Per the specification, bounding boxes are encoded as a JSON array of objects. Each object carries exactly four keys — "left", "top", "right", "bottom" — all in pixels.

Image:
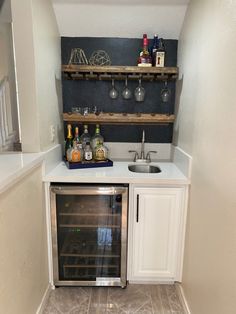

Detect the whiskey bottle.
[
  {"left": 65, "top": 124, "right": 73, "bottom": 160},
  {"left": 155, "top": 38, "right": 165, "bottom": 67},
  {"left": 138, "top": 34, "right": 152, "bottom": 67},
  {"left": 91, "top": 124, "right": 104, "bottom": 151}
]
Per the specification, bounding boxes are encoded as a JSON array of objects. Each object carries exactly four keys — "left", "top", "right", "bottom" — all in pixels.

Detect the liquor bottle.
[
  {"left": 155, "top": 38, "right": 165, "bottom": 67},
  {"left": 73, "top": 126, "right": 82, "bottom": 149},
  {"left": 94, "top": 141, "right": 108, "bottom": 161},
  {"left": 65, "top": 124, "right": 73, "bottom": 160},
  {"left": 84, "top": 142, "right": 93, "bottom": 161},
  {"left": 91, "top": 124, "right": 104, "bottom": 151},
  {"left": 80, "top": 124, "right": 91, "bottom": 148},
  {"left": 138, "top": 34, "right": 152, "bottom": 67},
  {"left": 67, "top": 142, "right": 83, "bottom": 162},
  {"left": 151, "top": 34, "right": 159, "bottom": 66}
]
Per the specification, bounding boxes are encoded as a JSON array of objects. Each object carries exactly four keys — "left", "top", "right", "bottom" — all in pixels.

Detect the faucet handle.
[
  {"left": 128, "top": 150, "right": 139, "bottom": 162},
  {"left": 146, "top": 151, "right": 157, "bottom": 162}
]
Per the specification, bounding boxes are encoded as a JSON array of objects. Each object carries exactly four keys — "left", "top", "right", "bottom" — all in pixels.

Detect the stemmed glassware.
[
  {"left": 161, "top": 81, "right": 171, "bottom": 102},
  {"left": 122, "top": 77, "right": 132, "bottom": 100},
  {"left": 134, "top": 78, "right": 145, "bottom": 102},
  {"left": 109, "top": 78, "right": 118, "bottom": 99}
]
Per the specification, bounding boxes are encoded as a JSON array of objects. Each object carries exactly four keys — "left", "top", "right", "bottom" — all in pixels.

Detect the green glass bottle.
[
  {"left": 65, "top": 124, "right": 73, "bottom": 160},
  {"left": 91, "top": 124, "right": 104, "bottom": 151}
]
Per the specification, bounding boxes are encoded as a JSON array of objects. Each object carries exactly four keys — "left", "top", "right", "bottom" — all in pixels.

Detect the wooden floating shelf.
[
  {"left": 62, "top": 65, "right": 178, "bottom": 81},
  {"left": 63, "top": 113, "right": 175, "bottom": 125}
]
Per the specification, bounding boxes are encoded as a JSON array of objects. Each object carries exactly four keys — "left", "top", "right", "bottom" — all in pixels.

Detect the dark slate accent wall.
[{"left": 62, "top": 37, "right": 177, "bottom": 143}]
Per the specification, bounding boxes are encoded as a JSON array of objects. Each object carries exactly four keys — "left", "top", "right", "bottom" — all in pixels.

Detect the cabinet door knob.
[{"left": 136, "top": 194, "right": 139, "bottom": 223}]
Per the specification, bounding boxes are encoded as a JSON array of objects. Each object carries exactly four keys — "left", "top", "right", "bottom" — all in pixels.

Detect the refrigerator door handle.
[{"left": 51, "top": 186, "right": 127, "bottom": 195}]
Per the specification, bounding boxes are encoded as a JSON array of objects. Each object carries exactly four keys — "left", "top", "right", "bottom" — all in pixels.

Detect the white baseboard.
[
  {"left": 176, "top": 283, "right": 191, "bottom": 314},
  {"left": 36, "top": 284, "right": 51, "bottom": 314}
]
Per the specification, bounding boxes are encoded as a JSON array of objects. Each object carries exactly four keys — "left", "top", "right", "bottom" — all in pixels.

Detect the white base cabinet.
[{"left": 128, "top": 185, "right": 187, "bottom": 283}]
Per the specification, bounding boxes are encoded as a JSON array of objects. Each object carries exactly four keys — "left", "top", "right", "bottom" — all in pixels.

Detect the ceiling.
[{"left": 51, "top": 0, "right": 190, "bottom": 39}]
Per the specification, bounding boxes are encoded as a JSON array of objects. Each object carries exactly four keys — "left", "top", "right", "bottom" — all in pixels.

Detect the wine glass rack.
[
  {"left": 62, "top": 64, "right": 178, "bottom": 124},
  {"left": 63, "top": 112, "right": 175, "bottom": 125},
  {"left": 62, "top": 65, "right": 178, "bottom": 81}
]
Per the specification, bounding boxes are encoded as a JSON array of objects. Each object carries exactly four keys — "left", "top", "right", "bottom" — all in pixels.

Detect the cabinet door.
[{"left": 130, "top": 187, "right": 184, "bottom": 282}]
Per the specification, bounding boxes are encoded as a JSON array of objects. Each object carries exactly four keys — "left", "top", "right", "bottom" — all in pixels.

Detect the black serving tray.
[{"left": 64, "top": 158, "right": 113, "bottom": 170}]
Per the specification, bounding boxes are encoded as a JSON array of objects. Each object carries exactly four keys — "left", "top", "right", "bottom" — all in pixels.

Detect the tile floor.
[{"left": 43, "top": 284, "right": 186, "bottom": 314}]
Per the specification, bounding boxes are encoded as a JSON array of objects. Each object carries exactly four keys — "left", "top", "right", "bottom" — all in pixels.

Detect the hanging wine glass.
[
  {"left": 161, "top": 81, "right": 171, "bottom": 102},
  {"left": 134, "top": 77, "right": 145, "bottom": 102},
  {"left": 109, "top": 78, "right": 118, "bottom": 99},
  {"left": 122, "top": 77, "right": 132, "bottom": 100}
]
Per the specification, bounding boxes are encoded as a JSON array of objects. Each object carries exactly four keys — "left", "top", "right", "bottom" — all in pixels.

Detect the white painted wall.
[
  {"left": 52, "top": 0, "right": 188, "bottom": 39},
  {"left": 32, "top": 0, "right": 63, "bottom": 152},
  {"left": 0, "top": 166, "right": 49, "bottom": 314},
  {"left": 174, "top": 0, "right": 236, "bottom": 313},
  {"left": 11, "top": 0, "right": 62, "bottom": 152}
]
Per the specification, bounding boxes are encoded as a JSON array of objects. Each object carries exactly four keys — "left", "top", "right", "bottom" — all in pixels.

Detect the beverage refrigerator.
[{"left": 50, "top": 184, "right": 128, "bottom": 288}]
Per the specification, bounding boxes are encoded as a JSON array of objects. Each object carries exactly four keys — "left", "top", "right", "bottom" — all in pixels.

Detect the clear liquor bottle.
[
  {"left": 84, "top": 142, "right": 93, "bottom": 161},
  {"left": 80, "top": 124, "right": 91, "bottom": 148},
  {"left": 67, "top": 142, "right": 83, "bottom": 162},
  {"left": 91, "top": 124, "right": 104, "bottom": 151},
  {"left": 94, "top": 140, "right": 108, "bottom": 161}
]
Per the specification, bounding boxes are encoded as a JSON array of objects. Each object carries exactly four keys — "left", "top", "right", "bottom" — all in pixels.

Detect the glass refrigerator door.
[{"left": 51, "top": 186, "right": 127, "bottom": 284}]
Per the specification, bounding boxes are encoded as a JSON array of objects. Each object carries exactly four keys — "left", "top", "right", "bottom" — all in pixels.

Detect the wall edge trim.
[
  {"left": 36, "top": 284, "right": 51, "bottom": 314},
  {"left": 175, "top": 283, "right": 191, "bottom": 314}
]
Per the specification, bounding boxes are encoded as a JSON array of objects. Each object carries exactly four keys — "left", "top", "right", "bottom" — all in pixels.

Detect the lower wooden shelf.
[{"left": 63, "top": 113, "right": 175, "bottom": 124}]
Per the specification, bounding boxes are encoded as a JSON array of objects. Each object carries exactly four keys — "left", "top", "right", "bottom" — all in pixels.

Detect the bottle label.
[
  {"left": 71, "top": 149, "right": 81, "bottom": 162},
  {"left": 95, "top": 148, "right": 105, "bottom": 160},
  {"left": 155, "top": 51, "right": 165, "bottom": 67},
  {"left": 85, "top": 151, "right": 93, "bottom": 161}
]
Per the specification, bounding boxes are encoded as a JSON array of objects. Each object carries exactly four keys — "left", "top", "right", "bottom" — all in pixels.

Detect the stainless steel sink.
[{"left": 128, "top": 164, "right": 161, "bottom": 173}]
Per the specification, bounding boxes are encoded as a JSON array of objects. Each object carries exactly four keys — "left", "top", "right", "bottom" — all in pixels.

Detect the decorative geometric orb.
[{"left": 89, "top": 50, "right": 111, "bottom": 66}]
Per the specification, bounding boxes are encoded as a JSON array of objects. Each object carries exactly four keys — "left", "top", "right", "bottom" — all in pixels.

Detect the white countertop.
[
  {"left": 43, "top": 161, "right": 189, "bottom": 185},
  {"left": 0, "top": 152, "right": 44, "bottom": 193},
  {"left": 0, "top": 144, "right": 190, "bottom": 194}
]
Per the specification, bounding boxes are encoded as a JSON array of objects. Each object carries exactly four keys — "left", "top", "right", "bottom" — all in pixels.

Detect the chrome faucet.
[
  {"left": 129, "top": 130, "right": 157, "bottom": 163},
  {"left": 140, "top": 130, "right": 145, "bottom": 160}
]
